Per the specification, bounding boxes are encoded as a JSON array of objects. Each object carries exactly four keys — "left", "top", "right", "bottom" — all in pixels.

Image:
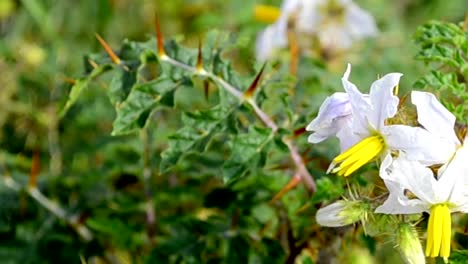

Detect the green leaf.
[
  {"left": 451, "top": 249, "right": 468, "bottom": 263},
  {"left": 160, "top": 105, "right": 235, "bottom": 172},
  {"left": 86, "top": 217, "right": 134, "bottom": 248},
  {"left": 226, "top": 235, "right": 249, "bottom": 264},
  {"left": 59, "top": 64, "right": 112, "bottom": 117},
  {"left": 111, "top": 76, "right": 180, "bottom": 135},
  {"left": 310, "top": 177, "right": 345, "bottom": 204},
  {"left": 223, "top": 126, "right": 273, "bottom": 183},
  {"left": 108, "top": 63, "right": 139, "bottom": 106}
]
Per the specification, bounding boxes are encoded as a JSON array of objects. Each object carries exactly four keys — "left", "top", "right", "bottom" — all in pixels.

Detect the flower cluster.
[
  {"left": 308, "top": 64, "right": 468, "bottom": 263},
  {"left": 255, "top": 0, "right": 378, "bottom": 61}
]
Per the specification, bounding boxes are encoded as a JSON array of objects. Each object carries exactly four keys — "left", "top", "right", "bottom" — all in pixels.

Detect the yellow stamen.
[
  {"left": 254, "top": 5, "right": 281, "bottom": 23},
  {"left": 334, "top": 136, "right": 377, "bottom": 162},
  {"left": 330, "top": 135, "right": 385, "bottom": 177},
  {"left": 426, "top": 204, "right": 452, "bottom": 262}
]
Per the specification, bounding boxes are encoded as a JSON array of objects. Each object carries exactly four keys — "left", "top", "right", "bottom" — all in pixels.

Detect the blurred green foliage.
[{"left": 0, "top": 0, "right": 467, "bottom": 263}]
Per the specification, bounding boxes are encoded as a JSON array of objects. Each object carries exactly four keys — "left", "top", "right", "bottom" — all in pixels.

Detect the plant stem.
[
  {"left": 2, "top": 175, "right": 93, "bottom": 241},
  {"left": 160, "top": 56, "right": 316, "bottom": 193}
]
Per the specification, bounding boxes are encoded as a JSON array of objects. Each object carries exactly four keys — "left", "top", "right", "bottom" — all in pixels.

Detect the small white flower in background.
[
  {"left": 376, "top": 144, "right": 468, "bottom": 262},
  {"left": 254, "top": 0, "right": 378, "bottom": 61},
  {"left": 316, "top": 199, "right": 371, "bottom": 227},
  {"left": 307, "top": 64, "right": 444, "bottom": 177}
]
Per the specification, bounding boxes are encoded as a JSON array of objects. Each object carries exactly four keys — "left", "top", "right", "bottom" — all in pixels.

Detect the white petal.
[
  {"left": 368, "top": 73, "right": 402, "bottom": 130},
  {"left": 377, "top": 156, "right": 427, "bottom": 214},
  {"left": 385, "top": 125, "right": 456, "bottom": 165},
  {"left": 336, "top": 120, "right": 362, "bottom": 152},
  {"left": 411, "top": 91, "right": 459, "bottom": 146},
  {"left": 255, "top": 0, "right": 302, "bottom": 61},
  {"left": 255, "top": 26, "right": 286, "bottom": 61},
  {"left": 275, "top": 0, "right": 301, "bottom": 36},
  {"left": 375, "top": 179, "right": 426, "bottom": 215},
  {"left": 438, "top": 143, "right": 468, "bottom": 207},
  {"left": 316, "top": 201, "right": 350, "bottom": 227},
  {"left": 344, "top": 2, "right": 378, "bottom": 39},
  {"left": 387, "top": 155, "right": 439, "bottom": 205},
  {"left": 296, "top": 0, "right": 322, "bottom": 34},
  {"left": 318, "top": 24, "right": 353, "bottom": 50},
  {"left": 341, "top": 64, "right": 371, "bottom": 135},
  {"left": 306, "top": 92, "right": 352, "bottom": 143}
]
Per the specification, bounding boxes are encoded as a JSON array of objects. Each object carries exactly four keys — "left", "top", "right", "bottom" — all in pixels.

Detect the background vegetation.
[{"left": 0, "top": 0, "right": 467, "bottom": 263}]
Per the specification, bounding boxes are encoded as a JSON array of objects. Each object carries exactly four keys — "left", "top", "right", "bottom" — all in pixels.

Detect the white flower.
[
  {"left": 255, "top": 0, "right": 301, "bottom": 61},
  {"left": 297, "top": 0, "right": 378, "bottom": 50},
  {"left": 376, "top": 145, "right": 468, "bottom": 262},
  {"left": 311, "top": 64, "right": 443, "bottom": 177},
  {"left": 306, "top": 92, "right": 363, "bottom": 152},
  {"left": 411, "top": 91, "right": 460, "bottom": 164},
  {"left": 255, "top": 0, "right": 378, "bottom": 61}
]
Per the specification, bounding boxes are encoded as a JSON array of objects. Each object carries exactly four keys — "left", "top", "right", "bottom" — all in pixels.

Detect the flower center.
[
  {"left": 320, "top": 0, "right": 346, "bottom": 23},
  {"left": 426, "top": 204, "right": 451, "bottom": 262},
  {"left": 254, "top": 4, "right": 281, "bottom": 23},
  {"left": 329, "top": 134, "right": 386, "bottom": 177}
]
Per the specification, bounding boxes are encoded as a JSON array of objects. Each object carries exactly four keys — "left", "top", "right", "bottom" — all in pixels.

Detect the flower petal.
[
  {"left": 375, "top": 179, "right": 426, "bottom": 214},
  {"left": 438, "top": 143, "right": 468, "bottom": 208},
  {"left": 377, "top": 156, "right": 427, "bottom": 214},
  {"left": 341, "top": 64, "right": 371, "bottom": 135},
  {"left": 306, "top": 92, "right": 352, "bottom": 143},
  {"left": 318, "top": 24, "right": 353, "bottom": 50},
  {"left": 368, "top": 73, "right": 402, "bottom": 130},
  {"left": 344, "top": 1, "right": 379, "bottom": 39},
  {"left": 316, "top": 201, "right": 349, "bottom": 227},
  {"left": 296, "top": 0, "right": 322, "bottom": 34},
  {"left": 411, "top": 91, "right": 459, "bottom": 146},
  {"left": 255, "top": 26, "right": 285, "bottom": 61},
  {"left": 383, "top": 155, "right": 438, "bottom": 205},
  {"left": 336, "top": 120, "right": 361, "bottom": 152},
  {"left": 385, "top": 125, "right": 456, "bottom": 165},
  {"left": 255, "top": 0, "right": 302, "bottom": 61}
]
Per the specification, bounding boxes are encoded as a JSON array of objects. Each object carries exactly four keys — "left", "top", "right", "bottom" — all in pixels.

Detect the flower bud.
[
  {"left": 396, "top": 223, "right": 424, "bottom": 264},
  {"left": 316, "top": 200, "right": 370, "bottom": 227}
]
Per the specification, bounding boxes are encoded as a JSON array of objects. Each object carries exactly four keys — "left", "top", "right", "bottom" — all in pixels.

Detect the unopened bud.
[
  {"left": 316, "top": 200, "right": 370, "bottom": 227},
  {"left": 396, "top": 223, "right": 424, "bottom": 264}
]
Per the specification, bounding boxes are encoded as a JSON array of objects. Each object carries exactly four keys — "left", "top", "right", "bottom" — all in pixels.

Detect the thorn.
[
  {"left": 29, "top": 151, "right": 40, "bottom": 188},
  {"left": 154, "top": 15, "right": 166, "bottom": 57},
  {"left": 196, "top": 38, "right": 203, "bottom": 71},
  {"left": 244, "top": 63, "right": 267, "bottom": 99},
  {"left": 203, "top": 80, "right": 210, "bottom": 101},
  {"left": 295, "top": 202, "right": 311, "bottom": 214},
  {"left": 87, "top": 59, "right": 99, "bottom": 69},
  {"left": 95, "top": 34, "right": 121, "bottom": 65},
  {"left": 293, "top": 127, "right": 306, "bottom": 137},
  {"left": 270, "top": 174, "right": 301, "bottom": 204},
  {"left": 63, "top": 77, "right": 76, "bottom": 85}
]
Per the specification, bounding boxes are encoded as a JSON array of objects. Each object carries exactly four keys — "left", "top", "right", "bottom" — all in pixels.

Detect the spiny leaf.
[
  {"left": 111, "top": 76, "right": 180, "bottom": 136},
  {"left": 160, "top": 105, "right": 236, "bottom": 172},
  {"left": 223, "top": 126, "right": 273, "bottom": 183}
]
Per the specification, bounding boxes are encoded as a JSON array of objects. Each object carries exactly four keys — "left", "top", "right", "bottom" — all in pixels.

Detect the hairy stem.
[
  {"left": 2, "top": 175, "right": 93, "bottom": 241},
  {"left": 141, "top": 127, "right": 156, "bottom": 241}
]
